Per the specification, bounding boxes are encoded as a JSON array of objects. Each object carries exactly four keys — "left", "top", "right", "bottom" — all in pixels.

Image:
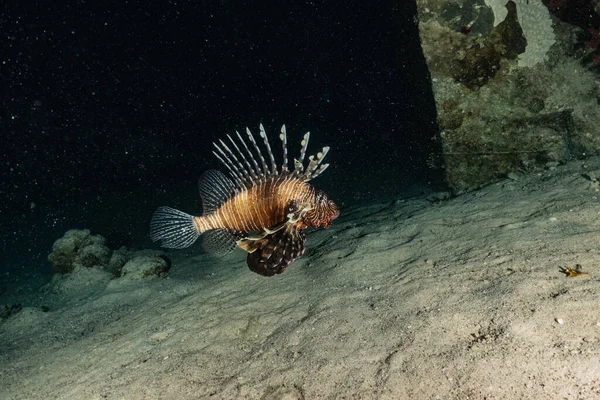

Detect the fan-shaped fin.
[
  {"left": 198, "top": 170, "right": 237, "bottom": 214},
  {"left": 201, "top": 228, "right": 238, "bottom": 254},
  {"left": 150, "top": 207, "right": 200, "bottom": 249},
  {"left": 213, "top": 124, "right": 332, "bottom": 186},
  {"left": 245, "top": 226, "right": 306, "bottom": 276}
]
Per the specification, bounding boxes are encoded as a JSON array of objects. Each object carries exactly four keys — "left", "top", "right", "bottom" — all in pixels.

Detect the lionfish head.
[{"left": 306, "top": 190, "right": 339, "bottom": 228}]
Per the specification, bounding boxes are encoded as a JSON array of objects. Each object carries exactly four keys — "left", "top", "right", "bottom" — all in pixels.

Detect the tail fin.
[{"left": 150, "top": 206, "right": 201, "bottom": 249}]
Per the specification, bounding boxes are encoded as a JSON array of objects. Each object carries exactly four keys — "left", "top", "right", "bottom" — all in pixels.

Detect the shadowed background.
[{"left": 1, "top": 0, "right": 440, "bottom": 276}]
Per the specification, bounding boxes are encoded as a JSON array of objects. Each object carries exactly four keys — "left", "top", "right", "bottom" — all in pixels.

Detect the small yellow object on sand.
[{"left": 560, "top": 264, "right": 590, "bottom": 277}]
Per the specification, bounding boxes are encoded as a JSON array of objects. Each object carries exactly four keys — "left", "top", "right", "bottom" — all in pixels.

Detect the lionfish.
[{"left": 150, "top": 124, "right": 339, "bottom": 276}]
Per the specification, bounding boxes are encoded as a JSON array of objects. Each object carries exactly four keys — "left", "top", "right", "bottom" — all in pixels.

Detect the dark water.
[{"left": 1, "top": 1, "right": 441, "bottom": 287}]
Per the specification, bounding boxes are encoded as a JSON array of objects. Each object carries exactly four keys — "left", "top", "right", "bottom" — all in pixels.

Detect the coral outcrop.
[
  {"left": 46, "top": 229, "right": 171, "bottom": 296},
  {"left": 417, "top": 0, "right": 600, "bottom": 192},
  {"left": 120, "top": 255, "right": 171, "bottom": 281},
  {"left": 48, "top": 229, "right": 111, "bottom": 273}
]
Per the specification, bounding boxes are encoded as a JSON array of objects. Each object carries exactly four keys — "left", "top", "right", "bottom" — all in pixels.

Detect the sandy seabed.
[{"left": 2, "top": 158, "right": 600, "bottom": 400}]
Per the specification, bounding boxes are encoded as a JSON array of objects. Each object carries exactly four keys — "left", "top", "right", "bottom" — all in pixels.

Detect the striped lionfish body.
[{"left": 150, "top": 124, "right": 339, "bottom": 276}]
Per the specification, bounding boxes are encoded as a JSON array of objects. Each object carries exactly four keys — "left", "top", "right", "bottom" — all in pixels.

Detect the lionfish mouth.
[{"left": 325, "top": 209, "right": 340, "bottom": 227}]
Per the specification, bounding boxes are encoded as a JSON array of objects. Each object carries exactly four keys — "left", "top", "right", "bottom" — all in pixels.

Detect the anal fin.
[{"left": 202, "top": 228, "right": 239, "bottom": 254}]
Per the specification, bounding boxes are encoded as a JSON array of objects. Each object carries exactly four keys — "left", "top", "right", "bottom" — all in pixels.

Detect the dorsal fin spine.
[
  {"left": 214, "top": 124, "right": 331, "bottom": 188},
  {"left": 303, "top": 146, "right": 330, "bottom": 180},
  {"left": 216, "top": 140, "right": 248, "bottom": 186},
  {"left": 246, "top": 127, "right": 269, "bottom": 176},
  {"left": 311, "top": 163, "right": 329, "bottom": 179},
  {"left": 280, "top": 124, "right": 289, "bottom": 174},
  {"left": 236, "top": 130, "right": 263, "bottom": 180},
  {"left": 259, "top": 123, "right": 278, "bottom": 175},
  {"left": 295, "top": 132, "right": 310, "bottom": 176},
  {"left": 303, "top": 155, "right": 317, "bottom": 180},
  {"left": 218, "top": 139, "right": 251, "bottom": 185},
  {"left": 227, "top": 134, "right": 258, "bottom": 182},
  {"left": 212, "top": 145, "right": 244, "bottom": 188}
]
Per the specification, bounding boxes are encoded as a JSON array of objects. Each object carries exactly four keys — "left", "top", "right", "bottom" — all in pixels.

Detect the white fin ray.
[
  {"left": 213, "top": 124, "right": 331, "bottom": 186},
  {"left": 217, "top": 139, "right": 253, "bottom": 186},
  {"left": 293, "top": 132, "right": 310, "bottom": 175},
  {"left": 213, "top": 140, "right": 246, "bottom": 185},
  {"left": 259, "top": 123, "right": 278, "bottom": 175},
  {"left": 303, "top": 146, "right": 330, "bottom": 180},
  {"left": 236, "top": 130, "right": 263, "bottom": 179},
  {"left": 202, "top": 228, "right": 238, "bottom": 254},
  {"left": 150, "top": 207, "right": 200, "bottom": 249},
  {"left": 279, "top": 124, "right": 289, "bottom": 174},
  {"left": 311, "top": 163, "right": 329, "bottom": 179},
  {"left": 246, "top": 127, "right": 269, "bottom": 176},
  {"left": 198, "top": 170, "right": 237, "bottom": 214},
  {"left": 227, "top": 134, "right": 259, "bottom": 182}
]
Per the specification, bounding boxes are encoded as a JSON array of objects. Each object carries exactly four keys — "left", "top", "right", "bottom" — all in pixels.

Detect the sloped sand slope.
[{"left": 2, "top": 159, "right": 600, "bottom": 399}]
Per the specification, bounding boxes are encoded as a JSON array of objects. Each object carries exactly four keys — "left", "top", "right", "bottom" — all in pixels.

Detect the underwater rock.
[
  {"left": 48, "top": 229, "right": 112, "bottom": 273},
  {"left": 417, "top": 0, "right": 600, "bottom": 193},
  {"left": 46, "top": 230, "right": 170, "bottom": 297},
  {"left": 107, "top": 247, "right": 169, "bottom": 277},
  {"left": 106, "top": 246, "right": 131, "bottom": 276},
  {"left": 453, "top": 1, "right": 526, "bottom": 88},
  {"left": 485, "top": 0, "right": 556, "bottom": 68},
  {"left": 426, "top": 191, "right": 452, "bottom": 202},
  {"left": 119, "top": 256, "right": 170, "bottom": 281},
  {"left": 0, "top": 303, "right": 22, "bottom": 320},
  {"left": 42, "top": 230, "right": 172, "bottom": 300},
  {"left": 42, "top": 265, "right": 113, "bottom": 296},
  {"left": 420, "top": 1, "right": 526, "bottom": 89},
  {"left": 48, "top": 230, "right": 168, "bottom": 275},
  {"left": 76, "top": 242, "right": 112, "bottom": 268}
]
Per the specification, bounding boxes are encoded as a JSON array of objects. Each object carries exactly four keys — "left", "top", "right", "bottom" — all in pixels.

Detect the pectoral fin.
[
  {"left": 237, "top": 199, "right": 309, "bottom": 252},
  {"left": 245, "top": 226, "right": 306, "bottom": 276}
]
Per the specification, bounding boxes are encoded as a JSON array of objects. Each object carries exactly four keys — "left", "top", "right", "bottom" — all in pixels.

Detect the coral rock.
[
  {"left": 120, "top": 256, "right": 170, "bottom": 281},
  {"left": 48, "top": 229, "right": 112, "bottom": 273}
]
